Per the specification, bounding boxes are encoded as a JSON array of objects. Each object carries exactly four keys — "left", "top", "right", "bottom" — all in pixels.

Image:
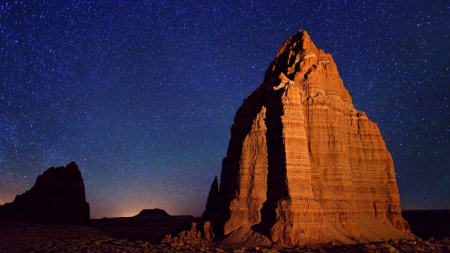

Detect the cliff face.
[
  {"left": 0, "top": 161, "right": 90, "bottom": 225},
  {"left": 203, "top": 30, "right": 411, "bottom": 246}
]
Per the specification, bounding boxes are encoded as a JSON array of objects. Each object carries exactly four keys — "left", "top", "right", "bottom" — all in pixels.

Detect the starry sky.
[{"left": 1, "top": 1, "right": 449, "bottom": 218}]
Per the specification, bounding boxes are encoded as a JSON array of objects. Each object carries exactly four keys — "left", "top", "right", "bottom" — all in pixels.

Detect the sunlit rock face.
[
  {"left": 0, "top": 162, "right": 90, "bottom": 225},
  {"left": 203, "top": 30, "right": 412, "bottom": 247}
]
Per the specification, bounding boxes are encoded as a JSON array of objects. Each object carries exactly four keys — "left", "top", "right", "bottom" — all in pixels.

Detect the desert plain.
[{"left": 0, "top": 210, "right": 449, "bottom": 253}]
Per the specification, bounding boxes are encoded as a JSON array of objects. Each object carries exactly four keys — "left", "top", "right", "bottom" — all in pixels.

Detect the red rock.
[
  {"left": 0, "top": 161, "right": 90, "bottom": 225},
  {"left": 162, "top": 221, "right": 215, "bottom": 245},
  {"left": 203, "top": 30, "right": 412, "bottom": 247}
]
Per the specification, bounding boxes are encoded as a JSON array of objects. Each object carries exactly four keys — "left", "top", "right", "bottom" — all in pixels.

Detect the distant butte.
[
  {"left": 0, "top": 161, "right": 90, "bottom": 225},
  {"left": 133, "top": 208, "right": 171, "bottom": 219},
  {"left": 203, "top": 30, "right": 413, "bottom": 247}
]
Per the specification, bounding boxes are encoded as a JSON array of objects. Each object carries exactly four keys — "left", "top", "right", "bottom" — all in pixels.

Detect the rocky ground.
[
  {"left": 90, "top": 214, "right": 201, "bottom": 244},
  {"left": 0, "top": 221, "right": 449, "bottom": 253},
  {"left": 1, "top": 210, "right": 450, "bottom": 253}
]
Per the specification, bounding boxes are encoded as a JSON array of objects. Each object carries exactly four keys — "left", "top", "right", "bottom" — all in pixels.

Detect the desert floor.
[{"left": 1, "top": 210, "right": 449, "bottom": 253}]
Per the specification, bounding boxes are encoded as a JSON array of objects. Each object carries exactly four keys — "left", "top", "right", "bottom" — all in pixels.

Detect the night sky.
[{"left": 1, "top": 1, "right": 449, "bottom": 218}]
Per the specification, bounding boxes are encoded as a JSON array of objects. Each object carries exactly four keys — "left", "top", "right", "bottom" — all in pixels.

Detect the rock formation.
[
  {"left": 0, "top": 161, "right": 90, "bottom": 225},
  {"left": 202, "top": 176, "right": 220, "bottom": 222},
  {"left": 133, "top": 208, "right": 171, "bottom": 219},
  {"left": 162, "top": 221, "right": 215, "bottom": 245},
  {"left": 203, "top": 30, "right": 412, "bottom": 247}
]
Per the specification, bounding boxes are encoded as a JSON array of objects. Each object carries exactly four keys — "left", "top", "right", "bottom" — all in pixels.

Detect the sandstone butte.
[
  {"left": 0, "top": 161, "right": 90, "bottom": 225},
  {"left": 202, "top": 30, "right": 413, "bottom": 247}
]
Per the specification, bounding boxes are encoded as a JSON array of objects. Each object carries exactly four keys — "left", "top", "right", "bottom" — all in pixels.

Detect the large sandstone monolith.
[
  {"left": 203, "top": 30, "right": 412, "bottom": 247},
  {"left": 0, "top": 161, "right": 90, "bottom": 225}
]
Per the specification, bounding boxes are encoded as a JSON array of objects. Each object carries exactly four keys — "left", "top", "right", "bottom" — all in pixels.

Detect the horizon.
[{"left": 2, "top": 160, "right": 449, "bottom": 219}]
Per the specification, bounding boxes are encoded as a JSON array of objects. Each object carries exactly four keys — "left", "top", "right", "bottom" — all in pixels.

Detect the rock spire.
[{"left": 203, "top": 30, "right": 412, "bottom": 246}]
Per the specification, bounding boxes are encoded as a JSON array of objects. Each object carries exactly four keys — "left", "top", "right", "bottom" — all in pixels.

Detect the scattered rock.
[
  {"left": 1, "top": 223, "right": 448, "bottom": 253},
  {"left": 162, "top": 221, "right": 215, "bottom": 245}
]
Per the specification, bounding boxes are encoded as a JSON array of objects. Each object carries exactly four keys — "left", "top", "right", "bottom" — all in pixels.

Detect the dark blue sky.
[{"left": 1, "top": 0, "right": 449, "bottom": 218}]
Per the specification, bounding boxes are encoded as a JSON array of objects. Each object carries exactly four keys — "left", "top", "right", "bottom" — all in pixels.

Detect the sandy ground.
[
  {"left": 1, "top": 210, "right": 450, "bottom": 253},
  {"left": 1, "top": 222, "right": 449, "bottom": 253}
]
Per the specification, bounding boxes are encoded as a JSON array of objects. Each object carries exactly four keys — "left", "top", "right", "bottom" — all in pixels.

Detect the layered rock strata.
[
  {"left": 0, "top": 161, "right": 90, "bottom": 225},
  {"left": 203, "top": 30, "right": 411, "bottom": 246}
]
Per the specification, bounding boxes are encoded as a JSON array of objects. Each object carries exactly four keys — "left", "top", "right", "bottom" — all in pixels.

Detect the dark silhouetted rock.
[
  {"left": 0, "top": 161, "right": 89, "bottom": 225},
  {"left": 133, "top": 208, "right": 171, "bottom": 219},
  {"left": 203, "top": 30, "right": 413, "bottom": 247},
  {"left": 202, "top": 176, "right": 220, "bottom": 222}
]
